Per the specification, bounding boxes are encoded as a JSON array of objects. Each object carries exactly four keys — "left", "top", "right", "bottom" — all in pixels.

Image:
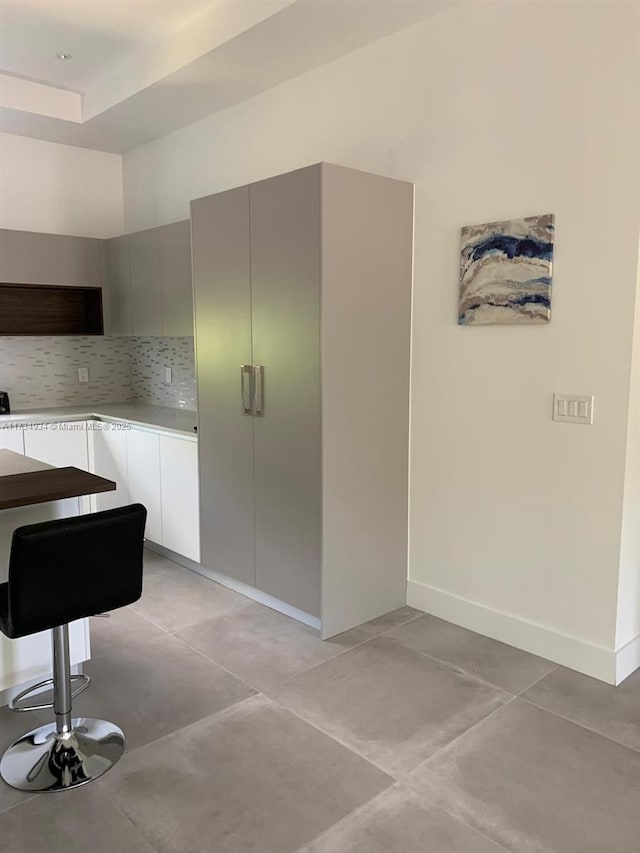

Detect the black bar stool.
[{"left": 0, "top": 503, "right": 147, "bottom": 793}]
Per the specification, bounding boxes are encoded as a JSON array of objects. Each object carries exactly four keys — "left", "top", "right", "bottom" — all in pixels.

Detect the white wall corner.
[{"left": 615, "top": 633, "right": 640, "bottom": 685}]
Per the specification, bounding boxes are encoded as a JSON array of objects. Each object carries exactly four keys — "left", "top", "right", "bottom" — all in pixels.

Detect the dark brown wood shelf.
[
  {"left": 0, "top": 467, "right": 115, "bottom": 510},
  {"left": 0, "top": 283, "right": 104, "bottom": 335}
]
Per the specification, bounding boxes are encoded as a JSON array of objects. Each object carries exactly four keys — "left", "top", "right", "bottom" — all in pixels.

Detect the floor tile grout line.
[
  {"left": 145, "top": 606, "right": 423, "bottom": 695},
  {"left": 289, "top": 782, "right": 406, "bottom": 853},
  {"left": 253, "top": 612, "right": 435, "bottom": 693},
  {"left": 0, "top": 693, "right": 257, "bottom": 794},
  {"left": 130, "top": 594, "right": 255, "bottom": 635},
  {"left": 89, "top": 620, "right": 206, "bottom": 662},
  {"left": 515, "top": 665, "right": 559, "bottom": 698},
  {"left": 102, "top": 692, "right": 263, "bottom": 766},
  {"left": 265, "top": 692, "right": 401, "bottom": 780},
  {"left": 133, "top": 576, "right": 551, "bottom": 701},
  {"left": 517, "top": 694, "right": 640, "bottom": 757},
  {"left": 377, "top": 634, "right": 518, "bottom": 698},
  {"left": 289, "top": 777, "right": 513, "bottom": 853},
  {"left": 0, "top": 794, "right": 34, "bottom": 817},
  {"left": 406, "top": 695, "right": 519, "bottom": 775},
  {"left": 400, "top": 792, "right": 514, "bottom": 853},
  {"left": 167, "top": 632, "right": 265, "bottom": 696},
  {"left": 260, "top": 633, "right": 383, "bottom": 692},
  {"left": 382, "top": 631, "right": 559, "bottom": 699},
  {"left": 96, "top": 786, "right": 166, "bottom": 853},
  {"left": 121, "top": 603, "right": 171, "bottom": 634},
  {"left": 393, "top": 780, "right": 514, "bottom": 853}
]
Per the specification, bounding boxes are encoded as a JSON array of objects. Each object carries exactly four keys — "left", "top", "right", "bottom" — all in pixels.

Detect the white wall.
[
  {"left": 0, "top": 132, "right": 123, "bottom": 237},
  {"left": 122, "top": 1, "right": 640, "bottom": 682}
]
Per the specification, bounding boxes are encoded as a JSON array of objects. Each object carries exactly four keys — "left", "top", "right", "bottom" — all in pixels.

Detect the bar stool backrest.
[{"left": 5, "top": 503, "right": 147, "bottom": 639}]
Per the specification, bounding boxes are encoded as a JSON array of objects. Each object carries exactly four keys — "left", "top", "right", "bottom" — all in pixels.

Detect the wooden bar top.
[{"left": 0, "top": 451, "right": 115, "bottom": 510}]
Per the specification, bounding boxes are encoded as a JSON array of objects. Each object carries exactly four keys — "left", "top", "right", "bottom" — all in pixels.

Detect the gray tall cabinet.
[{"left": 191, "top": 163, "right": 413, "bottom": 638}]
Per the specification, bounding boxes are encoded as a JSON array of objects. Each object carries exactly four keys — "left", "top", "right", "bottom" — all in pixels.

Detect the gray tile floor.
[{"left": 2, "top": 550, "right": 640, "bottom": 851}]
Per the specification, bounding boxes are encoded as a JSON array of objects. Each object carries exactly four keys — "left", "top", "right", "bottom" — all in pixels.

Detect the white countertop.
[
  {"left": 0, "top": 449, "right": 53, "bottom": 477},
  {"left": 0, "top": 403, "right": 197, "bottom": 438}
]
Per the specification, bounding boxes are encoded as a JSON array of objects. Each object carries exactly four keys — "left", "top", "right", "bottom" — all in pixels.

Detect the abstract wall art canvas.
[{"left": 459, "top": 213, "right": 554, "bottom": 325}]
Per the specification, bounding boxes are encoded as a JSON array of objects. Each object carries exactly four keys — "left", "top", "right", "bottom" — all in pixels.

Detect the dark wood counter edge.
[{"left": 0, "top": 467, "right": 116, "bottom": 511}]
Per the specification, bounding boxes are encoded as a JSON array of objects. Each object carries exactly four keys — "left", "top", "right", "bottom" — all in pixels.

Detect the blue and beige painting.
[{"left": 459, "top": 213, "right": 554, "bottom": 325}]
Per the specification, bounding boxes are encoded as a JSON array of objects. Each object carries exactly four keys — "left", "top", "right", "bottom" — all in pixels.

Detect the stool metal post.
[{"left": 52, "top": 624, "right": 72, "bottom": 736}]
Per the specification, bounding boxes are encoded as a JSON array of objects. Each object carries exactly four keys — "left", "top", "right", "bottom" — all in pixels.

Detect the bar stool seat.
[{"left": 0, "top": 503, "right": 146, "bottom": 793}]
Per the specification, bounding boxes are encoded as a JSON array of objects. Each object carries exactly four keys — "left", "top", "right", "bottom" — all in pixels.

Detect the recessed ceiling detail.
[{"left": 0, "top": 0, "right": 452, "bottom": 153}]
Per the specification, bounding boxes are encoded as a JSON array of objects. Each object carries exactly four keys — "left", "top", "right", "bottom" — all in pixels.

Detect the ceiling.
[
  {"left": 0, "top": 0, "right": 221, "bottom": 90},
  {"left": 0, "top": 0, "right": 452, "bottom": 154}
]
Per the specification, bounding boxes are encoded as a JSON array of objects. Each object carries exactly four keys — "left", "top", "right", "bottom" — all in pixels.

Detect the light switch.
[
  {"left": 78, "top": 367, "right": 89, "bottom": 384},
  {"left": 164, "top": 367, "right": 172, "bottom": 385},
  {"left": 553, "top": 393, "right": 594, "bottom": 425}
]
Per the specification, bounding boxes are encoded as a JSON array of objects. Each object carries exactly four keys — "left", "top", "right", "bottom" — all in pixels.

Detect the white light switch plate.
[
  {"left": 553, "top": 393, "right": 594, "bottom": 425},
  {"left": 164, "top": 367, "right": 172, "bottom": 385},
  {"left": 78, "top": 367, "right": 89, "bottom": 384}
]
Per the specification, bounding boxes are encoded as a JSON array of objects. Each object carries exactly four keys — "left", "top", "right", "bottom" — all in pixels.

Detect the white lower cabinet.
[
  {"left": 23, "top": 421, "right": 89, "bottom": 469},
  {"left": 159, "top": 435, "right": 200, "bottom": 562},
  {"left": 46, "top": 418, "right": 200, "bottom": 561},
  {"left": 0, "top": 427, "right": 24, "bottom": 453},
  {"left": 126, "top": 428, "right": 163, "bottom": 545},
  {"left": 87, "top": 424, "right": 129, "bottom": 512}
]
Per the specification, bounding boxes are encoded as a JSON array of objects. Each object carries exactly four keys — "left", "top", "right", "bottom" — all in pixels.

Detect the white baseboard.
[
  {"left": 407, "top": 578, "right": 631, "bottom": 686},
  {"left": 145, "top": 543, "right": 321, "bottom": 632}
]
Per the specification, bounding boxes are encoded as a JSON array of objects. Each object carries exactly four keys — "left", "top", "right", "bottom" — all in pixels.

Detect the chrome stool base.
[{"left": 0, "top": 718, "right": 125, "bottom": 792}]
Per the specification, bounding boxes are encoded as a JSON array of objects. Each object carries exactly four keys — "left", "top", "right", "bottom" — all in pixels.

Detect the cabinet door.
[
  {"left": 126, "top": 428, "right": 162, "bottom": 544},
  {"left": 0, "top": 230, "right": 102, "bottom": 287},
  {"left": 130, "top": 228, "right": 162, "bottom": 336},
  {"left": 24, "top": 421, "right": 89, "bottom": 469},
  {"left": 159, "top": 221, "right": 193, "bottom": 337},
  {"left": 191, "top": 187, "right": 255, "bottom": 586},
  {"left": 250, "top": 166, "right": 322, "bottom": 616},
  {"left": 0, "top": 427, "right": 24, "bottom": 453},
  {"left": 88, "top": 424, "right": 130, "bottom": 512},
  {"left": 160, "top": 436, "right": 200, "bottom": 561},
  {"left": 105, "top": 235, "right": 132, "bottom": 336}
]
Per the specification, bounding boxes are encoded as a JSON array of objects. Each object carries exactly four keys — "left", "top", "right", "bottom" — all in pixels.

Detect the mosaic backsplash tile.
[
  {"left": 130, "top": 337, "right": 196, "bottom": 410},
  {"left": 0, "top": 336, "right": 133, "bottom": 410},
  {"left": 0, "top": 336, "right": 196, "bottom": 412}
]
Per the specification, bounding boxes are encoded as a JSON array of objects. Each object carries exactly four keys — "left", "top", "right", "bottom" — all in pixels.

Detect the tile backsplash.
[
  {"left": 0, "top": 336, "right": 196, "bottom": 411},
  {"left": 0, "top": 336, "right": 132, "bottom": 410},
  {"left": 130, "top": 337, "right": 196, "bottom": 409}
]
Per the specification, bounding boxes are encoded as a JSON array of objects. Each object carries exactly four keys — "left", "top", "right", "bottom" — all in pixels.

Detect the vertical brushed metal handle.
[
  {"left": 241, "top": 365, "right": 254, "bottom": 416},
  {"left": 253, "top": 365, "right": 264, "bottom": 416}
]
